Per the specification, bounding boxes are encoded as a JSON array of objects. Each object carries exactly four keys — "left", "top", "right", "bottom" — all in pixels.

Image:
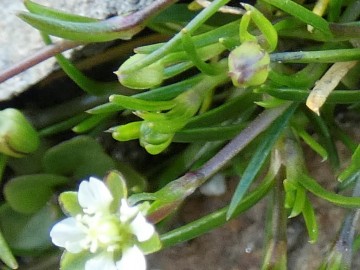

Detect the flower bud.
[
  {"left": 115, "top": 54, "right": 164, "bottom": 90},
  {"left": 110, "top": 121, "right": 141, "bottom": 141},
  {"left": 228, "top": 41, "right": 270, "bottom": 87},
  {"left": 0, "top": 108, "right": 40, "bottom": 157}
]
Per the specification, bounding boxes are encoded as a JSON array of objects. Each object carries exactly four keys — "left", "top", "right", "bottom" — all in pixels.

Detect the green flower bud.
[
  {"left": 110, "top": 121, "right": 142, "bottom": 141},
  {"left": 115, "top": 54, "right": 164, "bottom": 90},
  {"left": 140, "top": 122, "right": 173, "bottom": 146},
  {"left": 228, "top": 41, "right": 270, "bottom": 87},
  {"left": 0, "top": 108, "right": 40, "bottom": 157}
]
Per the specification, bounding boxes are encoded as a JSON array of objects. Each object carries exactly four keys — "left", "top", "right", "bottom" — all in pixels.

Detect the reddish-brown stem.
[{"left": 0, "top": 40, "right": 82, "bottom": 83}]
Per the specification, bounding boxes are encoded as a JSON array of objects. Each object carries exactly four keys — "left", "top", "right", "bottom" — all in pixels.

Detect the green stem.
[
  {"left": 270, "top": 48, "right": 360, "bottom": 63},
  {"left": 262, "top": 169, "right": 287, "bottom": 270},
  {"left": 197, "top": 104, "right": 292, "bottom": 180},
  {"left": 263, "top": 87, "right": 360, "bottom": 103},
  {"left": 160, "top": 174, "right": 274, "bottom": 248}
]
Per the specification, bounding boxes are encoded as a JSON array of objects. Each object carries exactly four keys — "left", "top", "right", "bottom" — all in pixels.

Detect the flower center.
[{"left": 77, "top": 213, "right": 132, "bottom": 253}]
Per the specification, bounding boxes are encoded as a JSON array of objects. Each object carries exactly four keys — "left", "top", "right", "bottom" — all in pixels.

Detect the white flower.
[
  {"left": 78, "top": 177, "right": 113, "bottom": 215},
  {"left": 50, "top": 177, "right": 156, "bottom": 270}
]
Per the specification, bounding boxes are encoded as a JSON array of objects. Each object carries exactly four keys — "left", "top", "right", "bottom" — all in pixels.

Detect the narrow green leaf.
[
  {"left": 289, "top": 186, "right": 306, "bottom": 218},
  {"left": 72, "top": 113, "right": 114, "bottom": 133},
  {"left": 109, "top": 94, "right": 176, "bottom": 111},
  {"left": 294, "top": 127, "right": 328, "bottom": 161},
  {"left": 300, "top": 174, "right": 360, "bottom": 208},
  {"left": 264, "top": 87, "right": 360, "bottom": 103},
  {"left": 260, "top": 0, "right": 332, "bottom": 38},
  {"left": 88, "top": 76, "right": 204, "bottom": 114},
  {"left": 24, "top": 0, "right": 98, "bottom": 23},
  {"left": 242, "top": 4, "right": 278, "bottom": 52},
  {"left": 181, "top": 29, "right": 220, "bottom": 75},
  {"left": 18, "top": 12, "right": 142, "bottom": 42},
  {"left": 302, "top": 196, "right": 318, "bottom": 243},
  {"left": 226, "top": 104, "right": 297, "bottom": 219},
  {"left": 338, "top": 145, "right": 360, "bottom": 182},
  {"left": 160, "top": 174, "right": 274, "bottom": 248},
  {"left": 41, "top": 34, "right": 120, "bottom": 96}
]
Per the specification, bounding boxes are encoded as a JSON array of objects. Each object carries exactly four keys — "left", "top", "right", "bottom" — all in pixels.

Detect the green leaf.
[
  {"left": 59, "top": 192, "right": 82, "bottom": 217},
  {"left": 24, "top": 0, "right": 97, "bottom": 23},
  {"left": 18, "top": 12, "right": 143, "bottom": 42},
  {"left": 289, "top": 186, "right": 306, "bottom": 218},
  {"left": 104, "top": 171, "right": 128, "bottom": 213},
  {"left": 42, "top": 34, "right": 119, "bottom": 96},
  {"left": 4, "top": 174, "right": 68, "bottom": 214},
  {"left": 302, "top": 197, "right": 318, "bottom": 243},
  {"left": 260, "top": 0, "right": 332, "bottom": 39},
  {"left": 137, "top": 232, "right": 162, "bottom": 254},
  {"left": 109, "top": 95, "right": 175, "bottom": 111},
  {"left": 293, "top": 126, "right": 328, "bottom": 161},
  {"left": 160, "top": 174, "right": 274, "bottom": 248},
  {"left": 0, "top": 229, "right": 18, "bottom": 269},
  {"left": 338, "top": 144, "right": 360, "bottom": 182},
  {"left": 0, "top": 204, "right": 57, "bottom": 255},
  {"left": 226, "top": 104, "right": 297, "bottom": 219},
  {"left": 43, "top": 136, "right": 115, "bottom": 179},
  {"left": 61, "top": 251, "right": 93, "bottom": 270},
  {"left": 300, "top": 174, "right": 360, "bottom": 208}
]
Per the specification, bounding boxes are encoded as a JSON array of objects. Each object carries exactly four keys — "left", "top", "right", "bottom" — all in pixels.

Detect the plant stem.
[
  {"left": 196, "top": 103, "right": 291, "bottom": 181},
  {"left": 262, "top": 167, "right": 287, "bottom": 270},
  {"left": 0, "top": 40, "right": 81, "bottom": 83}
]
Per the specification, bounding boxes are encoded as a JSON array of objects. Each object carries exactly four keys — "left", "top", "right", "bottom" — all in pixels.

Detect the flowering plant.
[{"left": 50, "top": 173, "right": 161, "bottom": 270}]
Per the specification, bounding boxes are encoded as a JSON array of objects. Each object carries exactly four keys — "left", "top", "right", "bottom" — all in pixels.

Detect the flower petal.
[
  {"left": 119, "top": 199, "right": 138, "bottom": 222},
  {"left": 85, "top": 252, "right": 117, "bottom": 270},
  {"left": 50, "top": 217, "right": 86, "bottom": 253},
  {"left": 130, "top": 213, "right": 155, "bottom": 242},
  {"left": 78, "top": 177, "right": 113, "bottom": 214},
  {"left": 116, "top": 246, "right": 146, "bottom": 270}
]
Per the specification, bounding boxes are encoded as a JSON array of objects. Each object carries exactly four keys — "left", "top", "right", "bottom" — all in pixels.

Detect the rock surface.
[{"left": 0, "top": 0, "right": 154, "bottom": 100}]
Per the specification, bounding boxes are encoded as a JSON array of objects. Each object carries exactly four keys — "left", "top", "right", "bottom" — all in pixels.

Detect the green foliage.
[
  {"left": 0, "top": 204, "right": 58, "bottom": 255},
  {"left": 4, "top": 174, "right": 68, "bottom": 214},
  {"left": 43, "top": 136, "right": 115, "bottom": 179},
  {"left": 2, "top": 0, "right": 360, "bottom": 268}
]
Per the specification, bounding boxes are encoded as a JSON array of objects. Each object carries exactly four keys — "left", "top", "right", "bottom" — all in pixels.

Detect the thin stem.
[
  {"left": 270, "top": 48, "right": 360, "bottom": 63},
  {"left": 160, "top": 174, "right": 274, "bottom": 247},
  {"left": 0, "top": 40, "right": 81, "bottom": 83},
  {"left": 262, "top": 167, "right": 287, "bottom": 270},
  {"left": 196, "top": 103, "right": 291, "bottom": 180}
]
